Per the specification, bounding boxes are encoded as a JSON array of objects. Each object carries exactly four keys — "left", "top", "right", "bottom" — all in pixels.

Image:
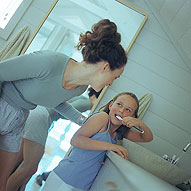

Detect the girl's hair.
[
  {"left": 99, "top": 92, "right": 139, "bottom": 140},
  {"left": 76, "top": 19, "right": 127, "bottom": 70}
]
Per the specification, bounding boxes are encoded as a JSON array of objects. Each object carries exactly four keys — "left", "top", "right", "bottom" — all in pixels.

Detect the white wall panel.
[
  {"left": 21, "top": 6, "right": 48, "bottom": 28},
  {"left": 148, "top": 0, "right": 191, "bottom": 71},
  {"left": 136, "top": 28, "right": 189, "bottom": 71},
  {"left": 169, "top": 0, "right": 191, "bottom": 40},
  {"left": 143, "top": 13, "right": 169, "bottom": 41},
  {"left": 123, "top": 59, "right": 190, "bottom": 112},
  {"left": 143, "top": 111, "right": 191, "bottom": 150},
  {"left": 159, "top": 0, "right": 186, "bottom": 24},
  {"left": 178, "top": 27, "right": 191, "bottom": 58},
  {"left": 128, "top": 43, "right": 190, "bottom": 90},
  {"left": 148, "top": 0, "right": 165, "bottom": 11}
]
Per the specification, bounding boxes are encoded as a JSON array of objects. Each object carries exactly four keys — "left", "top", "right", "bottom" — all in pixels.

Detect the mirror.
[{"left": 21, "top": 0, "right": 148, "bottom": 112}]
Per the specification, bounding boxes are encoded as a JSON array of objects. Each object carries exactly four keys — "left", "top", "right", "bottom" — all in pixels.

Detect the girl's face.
[
  {"left": 109, "top": 94, "right": 138, "bottom": 125},
  {"left": 92, "top": 62, "right": 124, "bottom": 92}
]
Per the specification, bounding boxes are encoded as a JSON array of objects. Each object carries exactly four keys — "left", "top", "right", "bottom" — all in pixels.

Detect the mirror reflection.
[{"left": 25, "top": 0, "right": 146, "bottom": 60}]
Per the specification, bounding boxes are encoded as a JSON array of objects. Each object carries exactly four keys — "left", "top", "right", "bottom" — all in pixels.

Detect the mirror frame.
[{"left": 21, "top": 0, "right": 148, "bottom": 114}]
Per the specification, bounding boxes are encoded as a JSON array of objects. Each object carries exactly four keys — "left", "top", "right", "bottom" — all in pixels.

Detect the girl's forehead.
[
  {"left": 115, "top": 94, "right": 137, "bottom": 108},
  {"left": 116, "top": 94, "right": 133, "bottom": 101}
]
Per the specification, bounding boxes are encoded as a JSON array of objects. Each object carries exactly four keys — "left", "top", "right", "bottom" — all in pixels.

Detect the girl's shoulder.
[
  {"left": 85, "top": 111, "right": 109, "bottom": 126},
  {"left": 90, "top": 111, "right": 109, "bottom": 119}
]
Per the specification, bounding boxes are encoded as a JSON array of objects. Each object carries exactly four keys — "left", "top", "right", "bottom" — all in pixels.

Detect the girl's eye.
[
  {"left": 117, "top": 103, "right": 122, "bottom": 106},
  {"left": 126, "top": 109, "right": 130, "bottom": 112}
]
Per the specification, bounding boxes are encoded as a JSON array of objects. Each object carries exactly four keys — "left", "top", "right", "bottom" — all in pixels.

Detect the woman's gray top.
[{"left": 0, "top": 50, "right": 87, "bottom": 122}]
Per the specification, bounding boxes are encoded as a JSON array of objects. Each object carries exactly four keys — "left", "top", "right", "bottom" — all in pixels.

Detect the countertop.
[{"left": 90, "top": 151, "right": 181, "bottom": 191}]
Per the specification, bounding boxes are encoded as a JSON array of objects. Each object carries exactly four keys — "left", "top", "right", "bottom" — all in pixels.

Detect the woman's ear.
[{"left": 101, "top": 61, "right": 110, "bottom": 72}]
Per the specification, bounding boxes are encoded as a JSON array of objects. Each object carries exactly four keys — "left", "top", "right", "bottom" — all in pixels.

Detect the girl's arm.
[
  {"left": 122, "top": 117, "right": 153, "bottom": 142},
  {"left": 71, "top": 112, "right": 129, "bottom": 159}
]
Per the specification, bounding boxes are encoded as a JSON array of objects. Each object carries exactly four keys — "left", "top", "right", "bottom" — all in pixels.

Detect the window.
[
  {"left": 0, "top": 0, "right": 23, "bottom": 29},
  {"left": 0, "top": 0, "right": 33, "bottom": 40}
]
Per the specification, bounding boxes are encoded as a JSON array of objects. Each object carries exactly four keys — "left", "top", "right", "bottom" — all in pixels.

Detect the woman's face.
[
  {"left": 92, "top": 64, "right": 124, "bottom": 92},
  {"left": 109, "top": 94, "right": 137, "bottom": 126}
]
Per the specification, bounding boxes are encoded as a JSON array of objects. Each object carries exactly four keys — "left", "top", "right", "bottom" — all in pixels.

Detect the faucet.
[
  {"left": 172, "top": 143, "right": 191, "bottom": 165},
  {"left": 183, "top": 143, "right": 191, "bottom": 152}
]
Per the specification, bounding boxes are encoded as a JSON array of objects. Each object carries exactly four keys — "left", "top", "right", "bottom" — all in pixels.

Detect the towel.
[
  {"left": 138, "top": 93, "right": 152, "bottom": 119},
  {"left": 0, "top": 26, "right": 31, "bottom": 93},
  {"left": 0, "top": 26, "right": 30, "bottom": 61}
]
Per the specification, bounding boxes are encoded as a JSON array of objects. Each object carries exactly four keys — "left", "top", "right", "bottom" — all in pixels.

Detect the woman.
[
  {"left": 0, "top": 19, "right": 127, "bottom": 191},
  {"left": 6, "top": 87, "right": 101, "bottom": 191}
]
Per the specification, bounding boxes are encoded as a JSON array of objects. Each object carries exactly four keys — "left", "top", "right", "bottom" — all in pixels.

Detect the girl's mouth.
[{"left": 114, "top": 114, "right": 122, "bottom": 120}]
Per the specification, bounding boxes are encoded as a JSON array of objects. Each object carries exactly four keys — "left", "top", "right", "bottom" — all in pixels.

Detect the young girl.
[
  {"left": 42, "top": 92, "right": 153, "bottom": 191},
  {"left": 0, "top": 19, "right": 127, "bottom": 191}
]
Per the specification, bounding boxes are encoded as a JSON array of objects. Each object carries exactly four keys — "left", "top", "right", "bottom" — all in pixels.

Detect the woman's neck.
[{"left": 62, "top": 59, "right": 93, "bottom": 90}]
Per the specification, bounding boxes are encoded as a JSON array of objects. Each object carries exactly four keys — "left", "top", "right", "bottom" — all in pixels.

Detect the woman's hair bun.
[{"left": 76, "top": 19, "right": 127, "bottom": 70}]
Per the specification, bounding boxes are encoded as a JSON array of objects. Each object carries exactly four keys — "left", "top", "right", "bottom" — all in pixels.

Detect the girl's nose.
[{"left": 119, "top": 107, "right": 125, "bottom": 113}]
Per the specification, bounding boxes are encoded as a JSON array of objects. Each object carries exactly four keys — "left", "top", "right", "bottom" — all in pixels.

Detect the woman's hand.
[{"left": 109, "top": 144, "right": 129, "bottom": 160}]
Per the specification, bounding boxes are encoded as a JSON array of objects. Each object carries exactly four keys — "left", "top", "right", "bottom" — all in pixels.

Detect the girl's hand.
[
  {"left": 122, "top": 116, "right": 141, "bottom": 128},
  {"left": 109, "top": 144, "right": 129, "bottom": 160}
]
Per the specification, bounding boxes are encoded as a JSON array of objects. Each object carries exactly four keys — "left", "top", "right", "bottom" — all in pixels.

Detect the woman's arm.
[
  {"left": 122, "top": 117, "right": 153, "bottom": 142},
  {"left": 0, "top": 50, "right": 55, "bottom": 82},
  {"left": 54, "top": 101, "right": 87, "bottom": 126}
]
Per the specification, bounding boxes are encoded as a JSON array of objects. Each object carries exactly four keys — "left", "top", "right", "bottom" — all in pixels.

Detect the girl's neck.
[{"left": 109, "top": 123, "right": 120, "bottom": 138}]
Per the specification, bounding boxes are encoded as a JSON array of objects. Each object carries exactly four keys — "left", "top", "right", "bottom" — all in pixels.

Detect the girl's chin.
[{"left": 111, "top": 118, "right": 122, "bottom": 126}]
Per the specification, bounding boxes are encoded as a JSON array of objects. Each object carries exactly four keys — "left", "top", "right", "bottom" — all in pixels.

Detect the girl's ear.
[{"left": 109, "top": 101, "right": 113, "bottom": 110}]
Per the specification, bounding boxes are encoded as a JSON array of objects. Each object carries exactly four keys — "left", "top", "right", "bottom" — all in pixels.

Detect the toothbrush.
[{"left": 115, "top": 115, "right": 144, "bottom": 134}]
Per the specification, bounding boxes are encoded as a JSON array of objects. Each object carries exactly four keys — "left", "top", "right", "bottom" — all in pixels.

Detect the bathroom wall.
[
  {"left": 0, "top": 0, "right": 55, "bottom": 50},
  {"left": 96, "top": 0, "right": 191, "bottom": 172},
  {"left": 149, "top": 0, "right": 191, "bottom": 71},
  {"left": 0, "top": 0, "right": 190, "bottom": 172}
]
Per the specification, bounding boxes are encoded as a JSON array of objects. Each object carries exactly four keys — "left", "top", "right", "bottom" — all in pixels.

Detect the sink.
[{"left": 122, "top": 138, "right": 191, "bottom": 185}]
